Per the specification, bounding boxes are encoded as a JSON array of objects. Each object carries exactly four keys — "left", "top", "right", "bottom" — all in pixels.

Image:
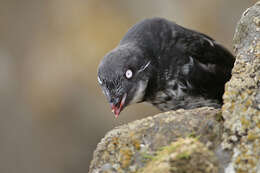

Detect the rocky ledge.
[
  {"left": 221, "top": 1, "right": 260, "bottom": 173},
  {"left": 89, "top": 2, "right": 260, "bottom": 173}
]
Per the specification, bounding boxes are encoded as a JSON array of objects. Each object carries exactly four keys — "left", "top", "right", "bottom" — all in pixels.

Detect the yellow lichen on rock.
[
  {"left": 119, "top": 148, "right": 133, "bottom": 168},
  {"left": 221, "top": 2, "right": 260, "bottom": 173}
]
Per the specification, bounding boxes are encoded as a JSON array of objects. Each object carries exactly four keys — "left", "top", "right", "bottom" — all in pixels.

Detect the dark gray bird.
[{"left": 97, "top": 18, "right": 235, "bottom": 118}]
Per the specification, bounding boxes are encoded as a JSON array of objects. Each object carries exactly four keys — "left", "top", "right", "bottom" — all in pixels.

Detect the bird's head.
[{"left": 97, "top": 44, "right": 152, "bottom": 118}]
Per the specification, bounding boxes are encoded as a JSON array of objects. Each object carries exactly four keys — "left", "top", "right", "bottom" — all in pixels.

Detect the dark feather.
[{"left": 98, "top": 17, "right": 235, "bottom": 116}]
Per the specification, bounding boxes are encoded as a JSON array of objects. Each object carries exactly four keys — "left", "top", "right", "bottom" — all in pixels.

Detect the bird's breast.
[{"left": 146, "top": 79, "right": 221, "bottom": 111}]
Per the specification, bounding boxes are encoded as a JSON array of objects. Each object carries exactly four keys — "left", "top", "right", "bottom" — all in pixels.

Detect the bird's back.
[{"left": 124, "top": 18, "right": 235, "bottom": 111}]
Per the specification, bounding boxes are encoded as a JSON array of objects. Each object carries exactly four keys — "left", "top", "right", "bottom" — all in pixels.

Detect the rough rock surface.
[
  {"left": 221, "top": 2, "right": 260, "bottom": 173},
  {"left": 138, "top": 138, "right": 218, "bottom": 173},
  {"left": 89, "top": 107, "right": 225, "bottom": 173}
]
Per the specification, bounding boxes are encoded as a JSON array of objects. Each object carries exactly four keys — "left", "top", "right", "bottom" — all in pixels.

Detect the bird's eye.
[
  {"left": 125, "top": 69, "right": 133, "bottom": 79},
  {"left": 97, "top": 76, "right": 103, "bottom": 85}
]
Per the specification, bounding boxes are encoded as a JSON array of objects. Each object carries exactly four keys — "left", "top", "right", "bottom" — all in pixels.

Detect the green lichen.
[
  {"left": 137, "top": 138, "right": 218, "bottom": 173},
  {"left": 141, "top": 152, "right": 154, "bottom": 161},
  {"left": 176, "top": 151, "right": 191, "bottom": 160}
]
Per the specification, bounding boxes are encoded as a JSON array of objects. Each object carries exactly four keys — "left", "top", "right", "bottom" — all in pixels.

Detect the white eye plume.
[
  {"left": 125, "top": 69, "right": 133, "bottom": 79},
  {"left": 97, "top": 76, "right": 103, "bottom": 85},
  {"left": 138, "top": 61, "right": 151, "bottom": 73}
]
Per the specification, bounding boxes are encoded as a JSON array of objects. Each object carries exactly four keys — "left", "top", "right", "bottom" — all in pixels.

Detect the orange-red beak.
[{"left": 111, "top": 93, "right": 127, "bottom": 118}]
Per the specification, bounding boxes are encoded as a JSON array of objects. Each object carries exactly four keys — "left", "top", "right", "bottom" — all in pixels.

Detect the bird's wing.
[
  {"left": 169, "top": 27, "right": 235, "bottom": 102},
  {"left": 177, "top": 30, "right": 235, "bottom": 81}
]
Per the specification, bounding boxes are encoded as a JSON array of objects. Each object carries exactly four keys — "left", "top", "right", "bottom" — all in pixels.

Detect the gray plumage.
[{"left": 97, "top": 18, "right": 235, "bottom": 117}]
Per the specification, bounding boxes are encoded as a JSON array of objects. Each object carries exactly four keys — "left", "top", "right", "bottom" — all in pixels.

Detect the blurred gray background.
[{"left": 0, "top": 0, "right": 257, "bottom": 173}]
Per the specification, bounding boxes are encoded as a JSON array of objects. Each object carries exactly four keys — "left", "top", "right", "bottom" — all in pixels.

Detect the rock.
[
  {"left": 138, "top": 138, "right": 218, "bottom": 173},
  {"left": 89, "top": 107, "right": 226, "bottom": 173},
  {"left": 221, "top": 2, "right": 260, "bottom": 173}
]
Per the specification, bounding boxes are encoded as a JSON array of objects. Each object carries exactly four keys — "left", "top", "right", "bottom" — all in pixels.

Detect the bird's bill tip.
[
  {"left": 111, "top": 105, "right": 121, "bottom": 118},
  {"left": 110, "top": 93, "right": 127, "bottom": 118},
  {"left": 114, "top": 113, "right": 120, "bottom": 118}
]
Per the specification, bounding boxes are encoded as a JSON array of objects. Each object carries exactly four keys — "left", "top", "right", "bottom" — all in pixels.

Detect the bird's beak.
[{"left": 111, "top": 93, "right": 127, "bottom": 118}]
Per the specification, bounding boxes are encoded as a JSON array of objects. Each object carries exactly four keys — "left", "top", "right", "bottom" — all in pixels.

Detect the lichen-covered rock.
[
  {"left": 89, "top": 107, "right": 226, "bottom": 173},
  {"left": 138, "top": 138, "right": 218, "bottom": 173},
  {"left": 222, "top": 2, "right": 260, "bottom": 173}
]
